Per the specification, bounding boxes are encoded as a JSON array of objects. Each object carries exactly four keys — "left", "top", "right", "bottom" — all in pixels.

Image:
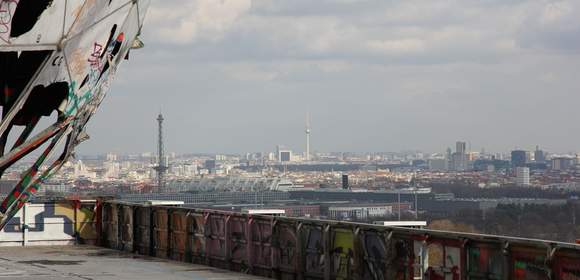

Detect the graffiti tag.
[
  {"left": 562, "top": 268, "right": 580, "bottom": 280},
  {"left": 0, "top": 0, "right": 18, "bottom": 44},
  {"left": 52, "top": 55, "right": 64, "bottom": 67},
  {"left": 87, "top": 42, "right": 103, "bottom": 70}
]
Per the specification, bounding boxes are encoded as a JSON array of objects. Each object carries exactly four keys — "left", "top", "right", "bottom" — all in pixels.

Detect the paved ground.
[{"left": 0, "top": 246, "right": 268, "bottom": 280}]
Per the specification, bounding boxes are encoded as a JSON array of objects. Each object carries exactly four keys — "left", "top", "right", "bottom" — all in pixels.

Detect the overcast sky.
[{"left": 78, "top": 0, "right": 580, "bottom": 155}]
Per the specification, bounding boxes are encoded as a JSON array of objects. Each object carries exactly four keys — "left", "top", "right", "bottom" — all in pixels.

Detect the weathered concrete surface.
[{"left": 0, "top": 246, "right": 267, "bottom": 280}]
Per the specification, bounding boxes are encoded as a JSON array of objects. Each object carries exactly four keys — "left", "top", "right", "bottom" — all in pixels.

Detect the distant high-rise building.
[
  {"left": 342, "top": 174, "right": 349, "bottom": 189},
  {"left": 215, "top": 154, "right": 227, "bottom": 161},
  {"left": 279, "top": 151, "right": 292, "bottom": 162},
  {"left": 445, "top": 147, "right": 452, "bottom": 170},
  {"left": 276, "top": 145, "right": 292, "bottom": 162},
  {"left": 551, "top": 157, "right": 573, "bottom": 171},
  {"left": 451, "top": 153, "right": 467, "bottom": 171},
  {"left": 450, "top": 141, "right": 468, "bottom": 171},
  {"left": 516, "top": 167, "right": 530, "bottom": 186},
  {"left": 428, "top": 158, "right": 448, "bottom": 171},
  {"left": 511, "top": 150, "right": 527, "bottom": 168},
  {"left": 534, "top": 146, "right": 545, "bottom": 163},
  {"left": 456, "top": 142, "right": 466, "bottom": 154},
  {"left": 205, "top": 159, "right": 216, "bottom": 171},
  {"left": 106, "top": 153, "right": 118, "bottom": 162}
]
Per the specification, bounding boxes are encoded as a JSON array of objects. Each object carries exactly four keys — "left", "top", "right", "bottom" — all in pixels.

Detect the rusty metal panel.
[
  {"left": 102, "top": 204, "right": 119, "bottom": 249},
  {"left": 359, "top": 230, "right": 388, "bottom": 280},
  {"left": 169, "top": 210, "right": 188, "bottom": 261},
  {"left": 249, "top": 216, "right": 273, "bottom": 277},
  {"left": 134, "top": 206, "right": 152, "bottom": 256},
  {"left": 303, "top": 224, "right": 325, "bottom": 278},
  {"left": 76, "top": 203, "right": 98, "bottom": 245},
  {"left": 206, "top": 213, "right": 227, "bottom": 268},
  {"left": 466, "top": 243, "right": 504, "bottom": 279},
  {"left": 119, "top": 206, "right": 133, "bottom": 252},
  {"left": 229, "top": 215, "right": 248, "bottom": 271},
  {"left": 98, "top": 202, "right": 580, "bottom": 280},
  {"left": 188, "top": 212, "right": 206, "bottom": 263},
  {"left": 510, "top": 246, "right": 550, "bottom": 280},
  {"left": 153, "top": 208, "right": 169, "bottom": 258},
  {"left": 330, "top": 228, "right": 355, "bottom": 280},
  {"left": 274, "top": 220, "right": 299, "bottom": 279},
  {"left": 425, "top": 239, "right": 463, "bottom": 280},
  {"left": 553, "top": 253, "right": 580, "bottom": 280},
  {"left": 385, "top": 236, "right": 414, "bottom": 279}
]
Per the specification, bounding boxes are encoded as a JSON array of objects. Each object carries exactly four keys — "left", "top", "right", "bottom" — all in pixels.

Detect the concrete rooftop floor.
[{"left": 0, "top": 246, "right": 268, "bottom": 280}]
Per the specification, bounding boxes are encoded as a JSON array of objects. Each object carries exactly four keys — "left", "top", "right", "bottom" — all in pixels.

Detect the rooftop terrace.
[
  {"left": 1, "top": 200, "right": 579, "bottom": 279},
  {"left": 0, "top": 245, "right": 266, "bottom": 280}
]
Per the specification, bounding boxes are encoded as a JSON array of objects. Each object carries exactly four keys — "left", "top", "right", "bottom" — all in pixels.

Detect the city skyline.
[
  {"left": 75, "top": 143, "right": 579, "bottom": 157},
  {"left": 2, "top": 0, "right": 580, "bottom": 274},
  {"left": 78, "top": 0, "right": 580, "bottom": 154}
]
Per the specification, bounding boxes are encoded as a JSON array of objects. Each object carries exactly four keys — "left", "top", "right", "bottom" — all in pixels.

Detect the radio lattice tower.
[{"left": 154, "top": 114, "right": 168, "bottom": 189}]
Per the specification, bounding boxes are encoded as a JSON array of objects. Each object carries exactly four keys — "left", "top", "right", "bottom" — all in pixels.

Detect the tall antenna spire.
[
  {"left": 305, "top": 113, "right": 311, "bottom": 161},
  {"left": 154, "top": 113, "right": 168, "bottom": 189}
]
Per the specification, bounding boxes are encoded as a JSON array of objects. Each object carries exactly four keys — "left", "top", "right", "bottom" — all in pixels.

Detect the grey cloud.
[
  {"left": 516, "top": 1, "right": 580, "bottom": 52},
  {"left": 78, "top": 0, "right": 580, "bottom": 155}
]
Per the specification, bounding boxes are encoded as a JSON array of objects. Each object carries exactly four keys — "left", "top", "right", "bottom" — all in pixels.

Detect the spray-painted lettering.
[{"left": 0, "top": 0, "right": 18, "bottom": 44}]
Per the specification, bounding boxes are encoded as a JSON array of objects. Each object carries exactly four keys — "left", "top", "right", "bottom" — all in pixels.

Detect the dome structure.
[{"left": 0, "top": 0, "right": 150, "bottom": 229}]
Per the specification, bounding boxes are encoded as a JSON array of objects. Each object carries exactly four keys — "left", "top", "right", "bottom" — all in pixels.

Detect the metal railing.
[{"left": 100, "top": 201, "right": 580, "bottom": 280}]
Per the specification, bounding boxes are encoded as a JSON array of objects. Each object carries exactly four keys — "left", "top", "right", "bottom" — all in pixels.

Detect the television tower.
[
  {"left": 154, "top": 113, "right": 168, "bottom": 189},
  {"left": 305, "top": 113, "right": 311, "bottom": 161}
]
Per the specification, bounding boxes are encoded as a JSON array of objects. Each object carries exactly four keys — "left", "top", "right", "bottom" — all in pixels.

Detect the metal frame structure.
[
  {"left": 153, "top": 113, "right": 168, "bottom": 189},
  {"left": 0, "top": 0, "right": 150, "bottom": 229}
]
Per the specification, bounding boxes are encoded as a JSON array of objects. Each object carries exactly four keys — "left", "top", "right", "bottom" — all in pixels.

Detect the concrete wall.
[
  {"left": 0, "top": 201, "right": 98, "bottom": 246},
  {"left": 101, "top": 201, "right": 580, "bottom": 280}
]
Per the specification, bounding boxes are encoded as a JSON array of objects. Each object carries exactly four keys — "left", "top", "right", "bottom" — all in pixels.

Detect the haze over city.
[
  {"left": 79, "top": 0, "right": 580, "bottom": 155},
  {"left": 2, "top": 0, "right": 580, "bottom": 278}
]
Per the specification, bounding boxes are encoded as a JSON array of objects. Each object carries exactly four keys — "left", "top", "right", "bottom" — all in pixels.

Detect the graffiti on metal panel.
[
  {"left": 0, "top": 0, "right": 18, "bottom": 43},
  {"left": 251, "top": 220, "right": 272, "bottom": 267},
  {"left": 121, "top": 207, "right": 133, "bottom": 244},
  {"left": 513, "top": 256, "right": 550, "bottom": 280},
  {"left": 230, "top": 217, "right": 247, "bottom": 263},
  {"left": 207, "top": 215, "right": 226, "bottom": 258},
  {"left": 168, "top": 212, "right": 187, "bottom": 260},
  {"left": 277, "top": 224, "right": 297, "bottom": 270},
  {"left": 445, "top": 246, "right": 461, "bottom": 279},
  {"left": 189, "top": 215, "right": 206, "bottom": 259},
  {"left": 93, "top": 203, "right": 580, "bottom": 280},
  {"left": 0, "top": 0, "right": 149, "bottom": 231},
  {"left": 88, "top": 42, "right": 104, "bottom": 70},
  {"left": 561, "top": 267, "right": 580, "bottom": 280},
  {"left": 425, "top": 243, "right": 461, "bottom": 280},
  {"left": 76, "top": 205, "right": 97, "bottom": 239},
  {"left": 361, "top": 232, "right": 387, "bottom": 279},
  {"left": 304, "top": 226, "right": 324, "bottom": 274},
  {"left": 383, "top": 238, "right": 413, "bottom": 280},
  {"left": 65, "top": 29, "right": 125, "bottom": 117},
  {"left": 2, "top": 203, "right": 96, "bottom": 240},
  {"left": 332, "top": 230, "right": 354, "bottom": 279},
  {"left": 467, "top": 246, "right": 504, "bottom": 278}
]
